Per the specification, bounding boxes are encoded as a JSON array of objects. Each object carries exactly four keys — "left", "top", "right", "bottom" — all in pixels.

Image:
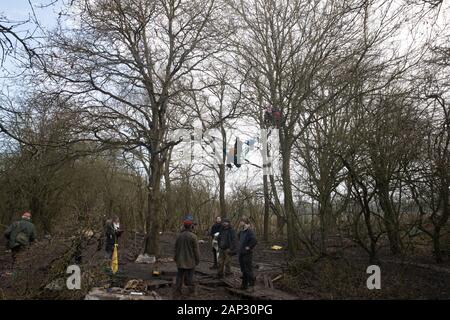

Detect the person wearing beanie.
[
  {"left": 4, "top": 211, "right": 37, "bottom": 268},
  {"left": 217, "top": 217, "right": 237, "bottom": 278},
  {"left": 173, "top": 216, "right": 200, "bottom": 298},
  {"left": 238, "top": 217, "right": 257, "bottom": 291}
]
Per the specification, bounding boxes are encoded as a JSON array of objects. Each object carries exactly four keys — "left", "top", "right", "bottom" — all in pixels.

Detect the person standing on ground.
[
  {"left": 217, "top": 218, "right": 237, "bottom": 278},
  {"left": 209, "top": 216, "right": 222, "bottom": 269},
  {"left": 238, "top": 217, "right": 257, "bottom": 291},
  {"left": 105, "top": 215, "right": 123, "bottom": 259},
  {"left": 4, "top": 212, "right": 37, "bottom": 268},
  {"left": 173, "top": 216, "right": 200, "bottom": 298}
]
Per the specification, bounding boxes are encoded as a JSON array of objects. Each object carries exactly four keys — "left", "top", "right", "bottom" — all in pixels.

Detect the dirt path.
[
  {"left": 3, "top": 231, "right": 450, "bottom": 299},
  {"left": 104, "top": 232, "right": 298, "bottom": 300}
]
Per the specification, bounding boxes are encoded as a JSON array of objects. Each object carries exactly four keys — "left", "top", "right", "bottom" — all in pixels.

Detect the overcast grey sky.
[
  {"left": 1, "top": 0, "right": 448, "bottom": 195},
  {"left": 1, "top": 0, "right": 59, "bottom": 25}
]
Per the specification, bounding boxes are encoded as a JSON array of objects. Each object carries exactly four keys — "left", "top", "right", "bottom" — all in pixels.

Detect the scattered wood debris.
[
  {"left": 225, "top": 286, "right": 298, "bottom": 300},
  {"left": 135, "top": 254, "right": 156, "bottom": 264},
  {"left": 124, "top": 279, "right": 146, "bottom": 291},
  {"left": 85, "top": 287, "right": 162, "bottom": 300},
  {"left": 157, "top": 257, "right": 174, "bottom": 263}
]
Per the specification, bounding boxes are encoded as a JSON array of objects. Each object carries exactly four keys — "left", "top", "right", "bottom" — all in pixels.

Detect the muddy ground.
[{"left": 1, "top": 231, "right": 450, "bottom": 300}]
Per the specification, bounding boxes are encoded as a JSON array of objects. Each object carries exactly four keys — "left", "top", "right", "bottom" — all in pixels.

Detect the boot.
[
  {"left": 209, "top": 264, "right": 218, "bottom": 270},
  {"left": 188, "top": 285, "right": 197, "bottom": 297},
  {"left": 249, "top": 276, "right": 256, "bottom": 287},
  {"left": 240, "top": 279, "right": 248, "bottom": 290}
]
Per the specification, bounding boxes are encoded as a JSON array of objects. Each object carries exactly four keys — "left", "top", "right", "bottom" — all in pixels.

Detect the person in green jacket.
[
  {"left": 4, "top": 212, "right": 37, "bottom": 266},
  {"left": 173, "top": 215, "right": 200, "bottom": 298}
]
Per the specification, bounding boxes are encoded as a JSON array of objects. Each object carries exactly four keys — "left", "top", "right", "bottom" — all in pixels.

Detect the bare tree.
[
  {"left": 407, "top": 44, "right": 449, "bottom": 262},
  {"left": 181, "top": 65, "right": 246, "bottom": 219},
  {"left": 227, "top": 0, "right": 385, "bottom": 256},
  {"left": 41, "top": 0, "right": 230, "bottom": 255}
]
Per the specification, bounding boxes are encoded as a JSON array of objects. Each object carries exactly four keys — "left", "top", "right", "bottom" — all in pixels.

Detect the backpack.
[
  {"left": 14, "top": 221, "right": 29, "bottom": 246},
  {"left": 16, "top": 231, "right": 29, "bottom": 246}
]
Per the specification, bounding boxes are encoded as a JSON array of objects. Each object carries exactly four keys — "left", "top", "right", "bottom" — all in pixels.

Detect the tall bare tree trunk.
[
  {"left": 378, "top": 182, "right": 401, "bottom": 255},
  {"left": 144, "top": 133, "right": 165, "bottom": 255},
  {"left": 263, "top": 174, "right": 270, "bottom": 241},
  {"left": 144, "top": 161, "right": 163, "bottom": 255},
  {"left": 280, "top": 130, "right": 299, "bottom": 256},
  {"left": 163, "top": 148, "right": 173, "bottom": 233},
  {"left": 219, "top": 163, "right": 226, "bottom": 219},
  {"left": 433, "top": 174, "right": 450, "bottom": 263},
  {"left": 269, "top": 174, "right": 285, "bottom": 237},
  {"left": 318, "top": 193, "right": 332, "bottom": 255},
  {"left": 219, "top": 125, "right": 227, "bottom": 218}
]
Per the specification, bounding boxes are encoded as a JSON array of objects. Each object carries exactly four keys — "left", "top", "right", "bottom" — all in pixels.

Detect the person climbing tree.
[
  {"left": 271, "top": 107, "right": 281, "bottom": 128},
  {"left": 264, "top": 106, "right": 273, "bottom": 126},
  {"left": 233, "top": 138, "right": 243, "bottom": 168},
  {"left": 226, "top": 145, "right": 234, "bottom": 169},
  {"left": 264, "top": 106, "right": 282, "bottom": 128}
]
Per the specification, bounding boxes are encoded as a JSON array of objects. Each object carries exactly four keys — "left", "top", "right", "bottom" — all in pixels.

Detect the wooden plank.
[
  {"left": 197, "top": 284, "right": 216, "bottom": 292},
  {"left": 263, "top": 275, "right": 273, "bottom": 289},
  {"left": 272, "top": 274, "right": 283, "bottom": 282},
  {"left": 222, "top": 276, "right": 242, "bottom": 289},
  {"left": 195, "top": 268, "right": 217, "bottom": 276},
  {"left": 198, "top": 278, "right": 225, "bottom": 287},
  {"left": 226, "top": 286, "right": 298, "bottom": 300},
  {"left": 158, "top": 262, "right": 179, "bottom": 276},
  {"left": 144, "top": 279, "right": 173, "bottom": 290}
]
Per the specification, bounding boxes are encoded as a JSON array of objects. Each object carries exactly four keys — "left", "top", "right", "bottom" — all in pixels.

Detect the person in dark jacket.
[
  {"left": 173, "top": 217, "right": 200, "bottom": 298},
  {"left": 4, "top": 212, "right": 37, "bottom": 267},
  {"left": 209, "top": 216, "right": 222, "bottom": 269},
  {"left": 105, "top": 216, "right": 123, "bottom": 258},
  {"left": 217, "top": 218, "right": 237, "bottom": 278},
  {"left": 238, "top": 217, "right": 257, "bottom": 291}
]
